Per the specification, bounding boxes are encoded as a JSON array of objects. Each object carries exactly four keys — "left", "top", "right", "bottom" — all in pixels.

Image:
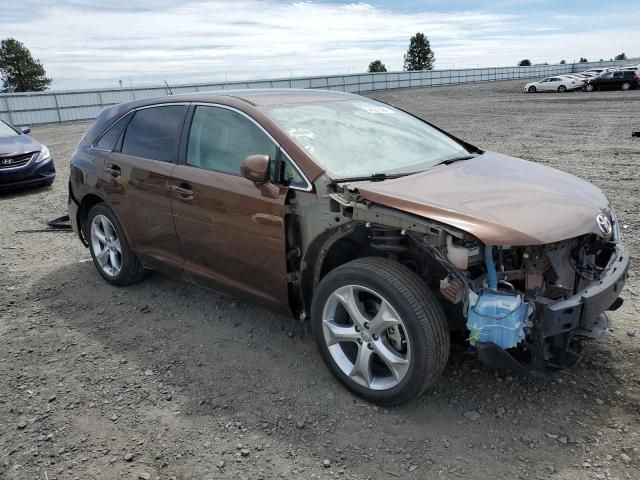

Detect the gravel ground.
[{"left": 1, "top": 79, "right": 639, "bottom": 480}]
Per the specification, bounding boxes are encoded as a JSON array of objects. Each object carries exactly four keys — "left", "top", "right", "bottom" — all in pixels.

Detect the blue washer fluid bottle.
[{"left": 466, "top": 290, "right": 528, "bottom": 349}]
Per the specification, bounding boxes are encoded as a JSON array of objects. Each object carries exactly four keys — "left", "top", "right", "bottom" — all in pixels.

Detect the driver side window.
[{"left": 187, "top": 106, "right": 277, "bottom": 176}]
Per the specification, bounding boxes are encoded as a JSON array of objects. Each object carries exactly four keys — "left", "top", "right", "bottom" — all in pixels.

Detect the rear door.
[
  {"left": 170, "top": 104, "right": 295, "bottom": 311},
  {"left": 101, "top": 104, "right": 188, "bottom": 273}
]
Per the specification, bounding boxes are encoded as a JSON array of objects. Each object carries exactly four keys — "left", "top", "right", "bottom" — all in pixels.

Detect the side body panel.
[
  {"left": 170, "top": 165, "right": 291, "bottom": 312},
  {"left": 100, "top": 151, "right": 183, "bottom": 273}
]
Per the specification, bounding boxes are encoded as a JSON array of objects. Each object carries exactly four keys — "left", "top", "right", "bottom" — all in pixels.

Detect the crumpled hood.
[
  {"left": 0, "top": 134, "right": 41, "bottom": 156},
  {"left": 353, "top": 152, "right": 611, "bottom": 246}
]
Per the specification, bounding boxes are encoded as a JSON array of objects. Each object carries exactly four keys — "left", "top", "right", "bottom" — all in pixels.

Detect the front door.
[
  {"left": 102, "top": 104, "right": 188, "bottom": 272},
  {"left": 171, "top": 105, "right": 291, "bottom": 311},
  {"left": 598, "top": 73, "right": 615, "bottom": 89},
  {"left": 611, "top": 72, "right": 624, "bottom": 89}
]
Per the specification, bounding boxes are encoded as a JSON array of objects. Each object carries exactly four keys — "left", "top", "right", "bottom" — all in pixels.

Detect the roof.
[{"left": 178, "top": 88, "right": 356, "bottom": 106}]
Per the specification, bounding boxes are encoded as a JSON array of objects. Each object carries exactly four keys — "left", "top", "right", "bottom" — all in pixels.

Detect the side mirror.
[
  {"left": 20, "top": 127, "right": 31, "bottom": 134},
  {"left": 240, "top": 154, "right": 270, "bottom": 183}
]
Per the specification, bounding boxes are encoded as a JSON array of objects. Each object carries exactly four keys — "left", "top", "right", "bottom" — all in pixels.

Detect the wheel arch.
[{"left": 77, "top": 193, "right": 106, "bottom": 244}]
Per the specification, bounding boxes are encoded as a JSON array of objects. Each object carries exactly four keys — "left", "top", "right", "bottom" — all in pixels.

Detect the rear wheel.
[
  {"left": 558, "top": 85, "right": 567, "bottom": 93},
  {"left": 621, "top": 82, "right": 631, "bottom": 91},
  {"left": 528, "top": 86, "right": 536, "bottom": 93},
  {"left": 85, "top": 203, "right": 146, "bottom": 286},
  {"left": 311, "top": 257, "right": 450, "bottom": 406},
  {"left": 585, "top": 83, "right": 595, "bottom": 92}
]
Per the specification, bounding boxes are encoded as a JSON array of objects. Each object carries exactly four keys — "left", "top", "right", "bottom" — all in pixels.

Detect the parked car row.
[{"left": 524, "top": 64, "right": 640, "bottom": 93}]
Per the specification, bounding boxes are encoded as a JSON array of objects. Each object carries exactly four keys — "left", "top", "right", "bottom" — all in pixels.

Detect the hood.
[
  {"left": 0, "top": 134, "right": 41, "bottom": 156},
  {"left": 353, "top": 152, "right": 611, "bottom": 246}
]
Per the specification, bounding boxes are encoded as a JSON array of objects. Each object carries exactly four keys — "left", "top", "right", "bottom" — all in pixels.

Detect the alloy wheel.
[
  {"left": 321, "top": 284, "right": 411, "bottom": 390},
  {"left": 90, "top": 214, "right": 122, "bottom": 277},
  {"left": 621, "top": 82, "right": 630, "bottom": 91}
]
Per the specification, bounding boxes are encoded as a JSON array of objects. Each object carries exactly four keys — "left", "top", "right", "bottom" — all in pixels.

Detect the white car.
[
  {"left": 560, "top": 74, "right": 587, "bottom": 86},
  {"left": 615, "top": 65, "right": 640, "bottom": 72},
  {"left": 581, "top": 68, "right": 613, "bottom": 76},
  {"left": 524, "top": 76, "right": 580, "bottom": 93}
]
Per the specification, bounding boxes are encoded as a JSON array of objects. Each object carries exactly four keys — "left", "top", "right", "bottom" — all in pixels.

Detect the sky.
[{"left": 1, "top": 0, "right": 637, "bottom": 90}]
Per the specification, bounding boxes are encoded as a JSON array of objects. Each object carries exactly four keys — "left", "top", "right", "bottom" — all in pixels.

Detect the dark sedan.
[{"left": 0, "top": 119, "right": 55, "bottom": 192}]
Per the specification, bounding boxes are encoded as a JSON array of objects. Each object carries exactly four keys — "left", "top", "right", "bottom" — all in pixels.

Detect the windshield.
[
  {"left": 0, "top": 120, "right": 19, "bottom": 137},
  {"left": 261, "top": 99, "right": 471, "bottom": 178}
]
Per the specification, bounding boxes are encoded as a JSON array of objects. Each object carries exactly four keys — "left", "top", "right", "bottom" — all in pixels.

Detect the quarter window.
[
  {"left": 95, "top": 113, "right": 131, "bottom": 151},
  {"left": 121, "top": 105, "right": 187, "bottom": 162}
]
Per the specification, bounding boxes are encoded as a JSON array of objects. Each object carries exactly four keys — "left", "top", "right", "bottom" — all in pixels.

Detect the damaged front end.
[
  {"left": 316, "top": 179, "right": 629, "bottom": 374},
  {"left": 451, "top": 230, "right": 629, "bottom": 371}
]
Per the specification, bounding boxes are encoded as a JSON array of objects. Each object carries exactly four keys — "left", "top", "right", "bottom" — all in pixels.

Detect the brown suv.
[{"left": 69, "top": 89, "right": 629, "bottom": 405}]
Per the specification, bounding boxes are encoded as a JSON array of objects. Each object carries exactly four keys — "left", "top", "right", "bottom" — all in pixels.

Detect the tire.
[
  {"left": 621, "top": 82, "right": 631, "bottom": 91},
  {"left": 84, "top": 203, "right": 146, "bottom": 286},
  {"left": 528, "top": 86, "right": 536, "bottom": 93},
  {"left": 311, "top": 257, "right": 450, "bottom": 406},
  {"left": 558, "top": 85, "right": 567, "bottom": 93},
  {"left": 585, "top": 84, "right": 595, "bottom": 92}
]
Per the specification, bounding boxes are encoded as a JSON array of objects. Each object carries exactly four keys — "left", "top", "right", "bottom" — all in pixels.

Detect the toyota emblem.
[{"left": 596, "top": 213, "right": 612, "bottom": 236}]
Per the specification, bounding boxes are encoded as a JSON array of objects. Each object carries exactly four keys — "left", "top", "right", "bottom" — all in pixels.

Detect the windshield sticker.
[
  {"left": 358, "top": 105, "right": 395, "bottom": 114},
  {"left": 289, "top": 128, "right": 316, "bottom": 140}
]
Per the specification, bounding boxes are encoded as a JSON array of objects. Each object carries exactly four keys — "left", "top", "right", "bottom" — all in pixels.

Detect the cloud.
[{"left": 0, "top": 1, "right": 636, "bottom": 89}]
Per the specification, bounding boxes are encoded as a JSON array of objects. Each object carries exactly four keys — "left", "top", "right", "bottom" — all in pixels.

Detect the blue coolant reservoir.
[{"left": 466, "top": 290, "right": 528, "bottom": 349}]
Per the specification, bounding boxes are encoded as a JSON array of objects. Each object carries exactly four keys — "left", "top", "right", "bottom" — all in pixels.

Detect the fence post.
[
  {"left": 53, "top": 93, "right": 62, "bottom": 123},
  {"left": 4, "top": 95, "right": 15, "bottom": 126}
]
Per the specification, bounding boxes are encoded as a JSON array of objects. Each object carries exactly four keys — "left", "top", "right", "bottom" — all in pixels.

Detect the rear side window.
[
  {"left": 613, "top": 72, "right": 623, "bottom": 78},
  {"left": 94, "top": 113, "right": 131, "bottom": 151},
  {"left": 121, "top": 105, "right": 187, "bottom": 162}
]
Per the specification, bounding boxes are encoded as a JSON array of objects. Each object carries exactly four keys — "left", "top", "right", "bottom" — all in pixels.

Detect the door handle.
[
  {"left": 106, "top": 163, "right": 121, "bottom": 178},
  {"left": 172, "top": 183, "right": 194, "bottom": 200}
]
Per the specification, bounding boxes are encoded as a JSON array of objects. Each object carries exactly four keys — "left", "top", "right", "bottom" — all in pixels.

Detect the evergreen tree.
[
  {"left": 0, "top": 38, "right": 51, "bottom": 93},
  {"left": 403, "top": 33, "right": 435, "bottom": 71}
]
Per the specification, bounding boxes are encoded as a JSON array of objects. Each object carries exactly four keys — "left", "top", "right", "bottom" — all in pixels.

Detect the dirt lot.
[{"left": 1, "top": 79, "right": 639, "bottom": 480}]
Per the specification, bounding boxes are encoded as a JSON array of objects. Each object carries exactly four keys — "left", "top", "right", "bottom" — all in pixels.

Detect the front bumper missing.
[{"left": 539, "top": 243, "right": 629, "bottom": 338}]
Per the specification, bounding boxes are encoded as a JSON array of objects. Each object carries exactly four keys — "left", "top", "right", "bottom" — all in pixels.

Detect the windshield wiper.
[
  {"left": 330, "top": 172, "right": 418, "bottom": 184},
  {"left": 432, "top": 153, "right": 479, "bottom": 167}
]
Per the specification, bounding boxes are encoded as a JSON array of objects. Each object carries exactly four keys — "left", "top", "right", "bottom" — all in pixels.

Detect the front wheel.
[
  {"left": 558, "top": 85, "right": 567, "bottom": 93},
  {"left": 585, "top": 84, "right": 595, "bottom": 92},
  {"left": 621, "top": 82, "right": 631, "bottom": 91},
  {"left": 311, "top": 257, "right": 450, "bottom": 406},
  {"left": 528, "top": 86, "right": 536, "bottom": 93}
]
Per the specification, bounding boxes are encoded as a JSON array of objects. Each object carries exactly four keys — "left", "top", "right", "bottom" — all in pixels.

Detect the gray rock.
[
  {"left": 620, "top": 453, "right": 632, "bottom": 464},
  {"left": 322, "top": 459, "right": 331, "bottom": 468},
  {"left": 124, "top": 453, "right": 134, "bottom": 461},
  {"left": 463, "top": 410, "right": 481, "bottom": 421},
  {"left": 138, "top": 473, "right": 150, "bottom": 480},
  {"left": 240, "top": 449, "right": 250, "bottom": 457},
  {"left": 627, "top": 329, "right": 637, "bottom": 338},
  {"left": 216, "top": 460, "right": 225, "bottom": 468},
  {"left": 16, "top": 421, "right": 27, "bottom": 430}
]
